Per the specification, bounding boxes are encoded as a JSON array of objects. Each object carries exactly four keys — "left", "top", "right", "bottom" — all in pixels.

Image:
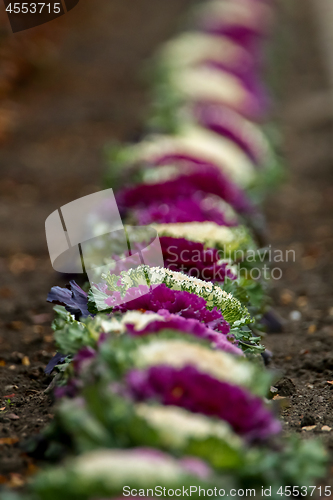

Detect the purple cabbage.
[
  {"left": 200, "top": 42, "right": 258, "bottom": 77},
  {"left": 125, "top": 310, "right": 242, "bottom": 356},
  {"left": 201, "top": 1, "right": 272, "bottom": 51},
  {"left": 180, "top": 456, "right": 212, "bottom": 479},
  {"left": 109, "top": 284, "right": 230, "bottom": 335},
  {"left": 160, "top": 236, "right": 236, "bottom": 282},
  {"left": 54, "top": 379, "right": 80, "bottom": 399},
  {"left": 127, "top": 365, "right": 281, "bottom": 442},
  {"left": 48, "top": 282, "right": 230, "bottom": 335},
  {"left": 73, "top": 346, "right": 97, "bottom": 373},
  {"left": 192, "top": 101, "right": 266, "bottom": 165},
  {"left": 132, "top": 196, "right": 236, "bottom": 226},
  {"left": 117, "top": 162, "right": 254, "bottom": 216},
  {"left": 109, "top": 448, "right": 212, "bottom": 480},
  {"left": 201, "top": 60, "right": 271, "bottom": 120},
  {"left": 206, "top": 26, "right": 265, "bottom": 54},
  {"left": 200, "top": 0, "right": 274, "bottom": 70}
]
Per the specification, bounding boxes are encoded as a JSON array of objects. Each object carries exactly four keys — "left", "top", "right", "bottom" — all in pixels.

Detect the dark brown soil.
[
  {"left": 0, "top": 0, "right": 333, "bottom": 489},
  {"left": 264, "top": 1, "right": 333, "bottom": 485}
]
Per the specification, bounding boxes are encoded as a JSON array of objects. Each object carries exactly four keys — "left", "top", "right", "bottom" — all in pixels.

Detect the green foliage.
[
  {"left": 238, "top": 436, "right": 327, "bottom": 496},
  {"left": 247, "top": 151, "right": 286, "bottom": 204},
  {"left": 103, "top": 142, "right": 144, "bottom": 191},
  {"left": 35, "top": 343, "right": 327, "bottom": 498},
  {"left": 147, "top": 61, "right": 185, "bottom": 134},
  {"left": 87, "top": 288, "right": 112, "bottom": 315},
  {"left": 52, "top": 306, "right": 109, "bottom": 355}
]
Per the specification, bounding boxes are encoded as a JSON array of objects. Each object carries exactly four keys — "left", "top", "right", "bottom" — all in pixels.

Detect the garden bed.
[{"left": 0, "top": 0, "right": 332, "bottom": 491}]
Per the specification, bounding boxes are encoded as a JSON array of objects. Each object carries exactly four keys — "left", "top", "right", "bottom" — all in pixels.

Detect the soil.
[
  {"left": 264, "top": 2, "right": 333, "bottom": 482},
  {"left": 0, "top": 0, "right": 332, "bottom": 489}
]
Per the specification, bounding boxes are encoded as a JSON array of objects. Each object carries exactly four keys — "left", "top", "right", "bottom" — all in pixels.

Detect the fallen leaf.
[
  {"left": 0, "top": 407, "right": 5, "bottom": 411},
  {"left": 4, "top": 393, "right": 16, "bottom": 398},
  {"left": 302, "top": 425, "right": 316, "bottom": 431},
  {"left": 280, "top": 289, "right": 294, "bottom": 305},
  {"left": 22, "top": 356, "right": 30, "bottom": 366},
  {"left": 9, "top": 321, "right": 24, "bottom": 331},
  {"left": 321, "top": 425, "right": 332, "bottom": 432},
  {"left": 0, "top": 360, "right": 5, "bottom": 367},
  {"left": 301, "top": 255, "right": 317, "bottom": 270},
  {"left": 0, "top": 437, "right": 19, "bottom": 445},
  {"left": 327, "top": 381, "right": 333, "bottom": 385},
  {"left": 26, "top": 462, "right": 39, "bottom": 475},
  {"left": 297, "top": 296, "right": 308, "bottom": 308},
  {"left": 308, "top": 324, "right": 317, "bottom": 334},
  {"left": 272, "top": 395, "right": 291, "bottom": 408},
  {"left": 0, "top": 287, "right": 13, "bottom": 298},
  {"left": 8, "top": 473, "right": 25, "bottom": 488},
  {"left": 7, "top": 413, "right": 19, "bottom": 420},
  {"left": 8, "top": 253, "right": 36, "bottom": 275},
  {"left": 33, "top": 325, "right": 44, "bottom": 335}
]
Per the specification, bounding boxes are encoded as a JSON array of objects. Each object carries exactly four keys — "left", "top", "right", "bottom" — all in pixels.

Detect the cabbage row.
[{"left": 4, "top": 1, "right": 327, "bottom": 499}]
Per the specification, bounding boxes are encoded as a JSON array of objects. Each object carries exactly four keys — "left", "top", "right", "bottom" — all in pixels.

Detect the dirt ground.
[
  {"left": 264, "top": 1, "right": 333, "bottom": 474},
  {"left": 0, "top": 0, "right": 332, "bottom": 488}
]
